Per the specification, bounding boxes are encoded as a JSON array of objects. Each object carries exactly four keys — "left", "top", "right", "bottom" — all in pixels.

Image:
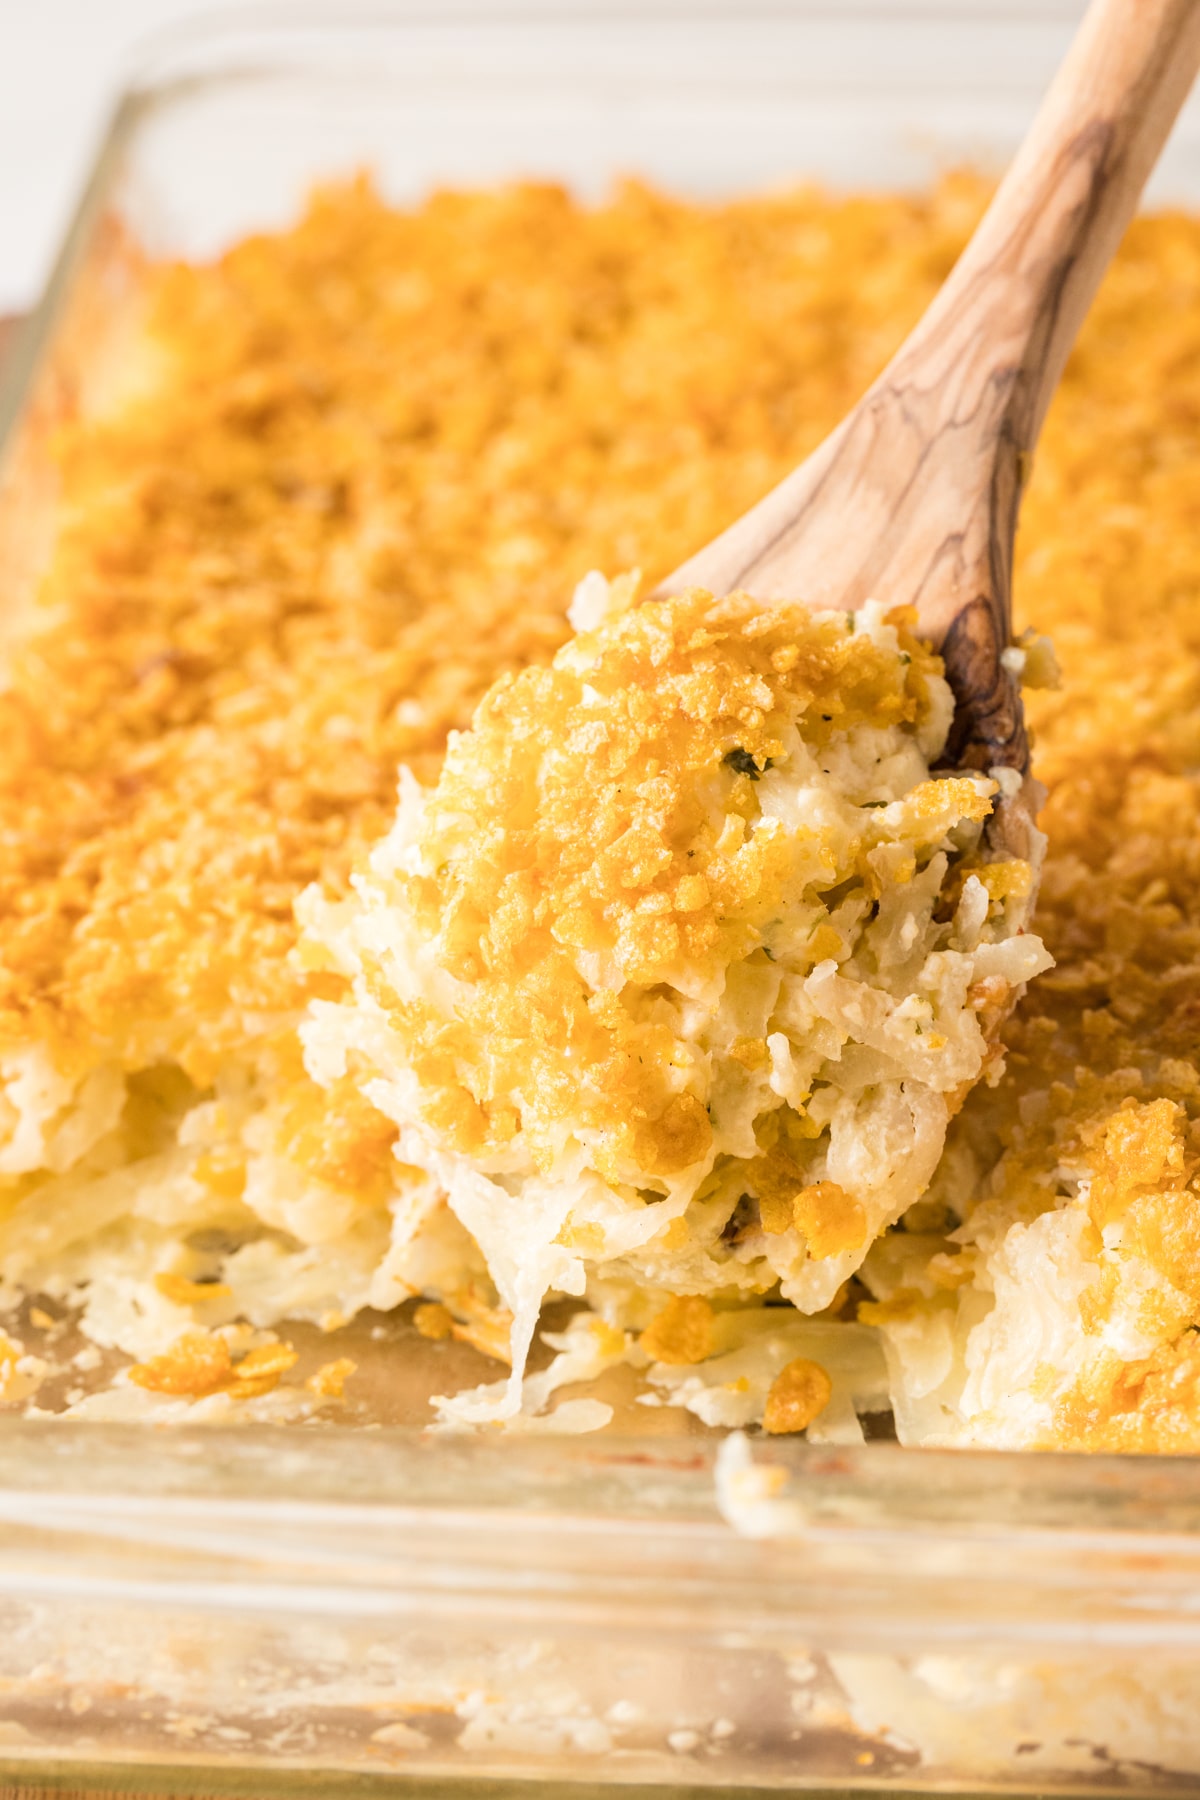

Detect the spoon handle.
[
  {"left": 970, "top": 0, "right": 1200, "bottom": 440},
  {"left": 664, "top": 0, "right": 1200, "bottom": 774}
]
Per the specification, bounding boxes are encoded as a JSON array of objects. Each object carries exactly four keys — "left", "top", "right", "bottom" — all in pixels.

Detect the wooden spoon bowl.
[{"left": 659, "top": 0, "right": 1200, "bottom": 876}]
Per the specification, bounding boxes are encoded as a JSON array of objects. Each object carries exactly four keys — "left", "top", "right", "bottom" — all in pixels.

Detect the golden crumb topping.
[
  {"left": 1048, "top": 1336, "right": 1200, "bottom": 1453},
  {"left": 905, "top": 204, "right": 1200, "bottom": 1451},
  {"left": 6, "top": 168, "right": 1200, "bottom": 1446},
  {"left": 380, "top": 587, "right": 941, "bottom": 1176},
  {"left": 0, "top": 175, "right": 970, "bottom": 1084}
]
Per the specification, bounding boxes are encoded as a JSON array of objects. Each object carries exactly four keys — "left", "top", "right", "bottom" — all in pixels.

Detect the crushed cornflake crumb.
[
  {"left": 413, "top": 1302, "right": 455, "bottom": 1343},
  {"left": 154, "top": 1273, "right": 232, "bottom": 1307},
  {"left": 763, "top": 1356, "right": 833, "bottom": 1434},
  {"left": 0, "top": 1332, "right": 47, "bottom": 1405},
  {"left": 127, "top": 1332, "right": 298, "bottom": 1401},
  {"left": 306, "top": 1356, "right": 356, "bottom": 1398},
  {"left": 640, "top": 1296, "right": 716, "bottom": 1366}
]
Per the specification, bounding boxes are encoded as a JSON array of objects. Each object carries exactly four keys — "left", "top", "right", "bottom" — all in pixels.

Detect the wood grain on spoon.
[{"left": 661, "top": 0, "right": 1200, "bottom": 822}]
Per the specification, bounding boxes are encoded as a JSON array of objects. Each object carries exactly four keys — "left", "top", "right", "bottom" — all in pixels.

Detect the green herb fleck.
[{"left": 723, "top": 747, "right": 774, "bottom": 781}]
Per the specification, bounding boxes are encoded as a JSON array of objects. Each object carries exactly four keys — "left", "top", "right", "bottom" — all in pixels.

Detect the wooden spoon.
[{"left": 659, "top": 0, "right": 1200, "bottom": 865}]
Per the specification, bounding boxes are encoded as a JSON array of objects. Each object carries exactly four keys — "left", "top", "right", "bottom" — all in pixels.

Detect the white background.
[
  {"left": 0, "top": 0, "right": 1113, "bottom": 318},
  {"left": 0, "top": 0, "right": 221, "bottom": 314}
]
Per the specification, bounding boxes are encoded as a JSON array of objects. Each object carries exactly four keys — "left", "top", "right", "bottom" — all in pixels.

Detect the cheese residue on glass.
[{"left": 300, "top": 578, "right": 1049, "bottom": 1424}]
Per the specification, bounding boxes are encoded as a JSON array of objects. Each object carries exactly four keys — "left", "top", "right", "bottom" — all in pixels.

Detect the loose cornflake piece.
[
  {"left": 413, "top": 1303, "right": 455, "bottom": 1342},
  {"left": 154, "top": 1273, "right": 232, "bottom": 1306},
  {"left": 225, "top": 1342, "right": 300, "bottom": 1400},
  {"left": 763, "top": 1357, "right": 833, "bottom": 1435},
  {"left": 128, "top": 1333, "right": 298, "bottom": 1401},
  {"left": 640, "top": 1296, "right": 716, "bottom": 1366},
  {"left": 128, "top": 1333, "right": 234, "bottom": 1398},
  {"left": 307, "top": 1357, "right": 357, "bottom": 1399}
]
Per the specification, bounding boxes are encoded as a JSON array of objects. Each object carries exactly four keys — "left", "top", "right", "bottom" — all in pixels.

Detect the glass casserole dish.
[{"left": 3, "top": 3, "right": 1200, "bottom": 1792}]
